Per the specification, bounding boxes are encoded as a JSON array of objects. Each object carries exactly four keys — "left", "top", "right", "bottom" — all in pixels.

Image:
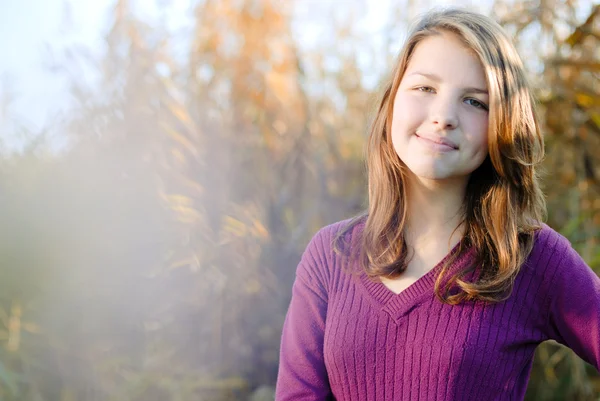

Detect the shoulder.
[
  {"left": 533, "top": 226, "right": 600, "bottom": 359},
  {"left": 305, "top": 216, "right": 365, "bottom": 257},
  {"left": 520, "top": 223, "right": 577, "bottom": 293},
  {"left": 525, "top": 222, "right": 598, "bottom": 305},
  {"left": 526, "top": 223, "right": 576, "bottom": 272},
  {"left": 297, "top": 216, "right": 365, "bottom": 287},
  {"left": 533, "top": 222, "right": 568, "bottom": 248}
]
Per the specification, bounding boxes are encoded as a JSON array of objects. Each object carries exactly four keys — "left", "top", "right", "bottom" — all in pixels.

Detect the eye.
[
  {"left": 465, "top": 98, "right": 488, "bottom": 111},
  {"left": 416, "top": 86, "right": 435, "bottom": 93}
]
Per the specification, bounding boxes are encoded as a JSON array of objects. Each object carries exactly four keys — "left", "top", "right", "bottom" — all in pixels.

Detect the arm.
[
  {"left": 546, "top": 241, "right": 600, "bottom": 370},
  {"left": 275, "top": 229, "right": 333, "bottom": 400}
]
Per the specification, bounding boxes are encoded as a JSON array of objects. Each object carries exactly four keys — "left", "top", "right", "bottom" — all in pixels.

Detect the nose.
[{"left": 430, "top": 96, "right": 458, "bottom": 130}]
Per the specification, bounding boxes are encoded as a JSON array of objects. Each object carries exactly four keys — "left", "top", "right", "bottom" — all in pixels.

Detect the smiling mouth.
[{"left": 415, "top": 133, "right": 459, "bottom": 150}]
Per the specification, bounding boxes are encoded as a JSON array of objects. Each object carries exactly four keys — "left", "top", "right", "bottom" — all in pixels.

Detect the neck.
[{"left": 404, "top": 173, "right": 467, "bottom": 248}]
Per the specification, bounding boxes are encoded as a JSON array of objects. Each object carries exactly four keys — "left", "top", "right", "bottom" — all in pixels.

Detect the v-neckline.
[{"left": 356, "top": 240, "right": 475, "bottom": 322}]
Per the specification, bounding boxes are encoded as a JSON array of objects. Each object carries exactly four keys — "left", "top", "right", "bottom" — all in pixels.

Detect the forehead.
[{"left": 404, "top": 32, "right": 487, "bottom": 88}]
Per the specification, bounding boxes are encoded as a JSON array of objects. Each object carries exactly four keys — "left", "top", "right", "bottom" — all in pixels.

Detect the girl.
[{"left": 275, "top": 8, "right": 600, "bottom": 401}]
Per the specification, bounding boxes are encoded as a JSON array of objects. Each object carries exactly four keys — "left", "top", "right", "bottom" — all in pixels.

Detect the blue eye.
[{"left": 465, "top": 98, "right": 488, "bottom": 111}]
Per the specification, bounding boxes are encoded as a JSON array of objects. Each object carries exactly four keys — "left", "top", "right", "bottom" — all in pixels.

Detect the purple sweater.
[{"left": 275, "top": 219, "right": 600, "bottom": 400}]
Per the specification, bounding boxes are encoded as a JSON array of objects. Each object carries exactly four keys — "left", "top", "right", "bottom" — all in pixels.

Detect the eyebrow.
[{"left": 407, "top": 71, "right": 489, "bottom": 95}]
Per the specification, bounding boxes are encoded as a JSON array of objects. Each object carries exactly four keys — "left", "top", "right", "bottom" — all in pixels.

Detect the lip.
[{"left": 415, "top": 133, "right": 459, "bottom": 150}]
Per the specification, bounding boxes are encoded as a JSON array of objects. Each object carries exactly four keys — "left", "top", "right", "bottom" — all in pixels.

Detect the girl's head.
[
  {"left": 340, "top": 8, "right": 546, "bottom": 303},
  {"left": 391, "top": 27, "right": 490, "bottom": 185},
  {"left": 371, "top": 7, "right": 543, "bottom": 205}
]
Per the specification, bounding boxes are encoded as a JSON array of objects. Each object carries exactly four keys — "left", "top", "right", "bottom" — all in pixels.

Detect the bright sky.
[
  {"left": 0, "top": 0, "right": 108, "bottom": 138},
  {"left": 0, "top": 0, "right": 205, "bottom": 152}
]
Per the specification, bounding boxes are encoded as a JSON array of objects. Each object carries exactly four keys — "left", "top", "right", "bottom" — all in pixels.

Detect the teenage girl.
[{"left": 275, "top": 7, "right": 600, "bottom": 401}]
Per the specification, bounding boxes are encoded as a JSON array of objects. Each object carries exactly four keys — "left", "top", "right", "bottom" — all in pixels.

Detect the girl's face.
[{"left": 391, "top": 31, "right": 490, "bottom": 185}]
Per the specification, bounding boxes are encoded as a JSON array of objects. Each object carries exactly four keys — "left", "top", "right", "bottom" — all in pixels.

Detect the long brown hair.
[{"left": 335, "top": 8, "right": 546, "bottom": 304}]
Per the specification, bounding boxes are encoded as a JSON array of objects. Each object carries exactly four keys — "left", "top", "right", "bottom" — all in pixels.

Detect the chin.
[
  {"left": 415, "top": 173, "right": 454, "bottom": 181},
  {"left": 406, "top": 168, "right": 451, "bottom": 181},
  {"left": 402, "top": 160, "right": 444, "bottom": 178},
  {"left": 404, "top": 163, "right": 471, "bottom": 183}
]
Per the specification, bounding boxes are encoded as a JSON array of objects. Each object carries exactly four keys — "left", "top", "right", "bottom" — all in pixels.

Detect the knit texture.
[{"left": 275, "top": 219, "right": 600, "bottom": 401}]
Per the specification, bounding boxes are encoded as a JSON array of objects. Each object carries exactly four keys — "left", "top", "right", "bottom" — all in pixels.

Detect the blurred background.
[{"left": 0, "top": 0, "right": 599, "bottom": 400}]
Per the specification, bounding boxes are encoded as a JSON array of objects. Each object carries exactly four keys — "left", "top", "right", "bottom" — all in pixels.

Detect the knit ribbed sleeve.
[
  {"left": 275, "top": 225, "right": 333, "bottom": 400},
  {"left": 543, "top": 229, "right": 600, "bottom": 369}
]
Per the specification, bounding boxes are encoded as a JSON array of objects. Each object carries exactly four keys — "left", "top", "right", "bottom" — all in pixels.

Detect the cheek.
[
  {"left": 391, "top": 93, "right": 425, "bottom": 132},
  {"left": 465, "top": 115, "right": 489, "bottom": 153}
]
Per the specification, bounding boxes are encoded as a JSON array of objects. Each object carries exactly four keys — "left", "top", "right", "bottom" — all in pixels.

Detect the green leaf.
[{"left": 559, "top": 214, "right": 585, "bottom": 239}]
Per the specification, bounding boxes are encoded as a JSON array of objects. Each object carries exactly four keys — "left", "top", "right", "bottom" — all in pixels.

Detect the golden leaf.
[
  {"left": 162, "top": 193, "right": 194, "bottom": 207},
  {"left": 168, "top": 258, "right": 196, "bottom": 270},
  {"left": 222, "top": 215, "right": 247, "bottom": 237},
  {"left": 575, "top": 93, "right": 595, "bottom": 108},
  {"left": 591, "top": 113, "right": 600, "bottom": 130},
  {"left": 251, "top": 218, "right": 269, "bottom": 239},
  {"left": 172, "top": 206, "right": 203, "bottom": 223},
  {"left": 167, "top": 102, "right": 194, "bottom": 130},
  {"left": 161, "top": 123, "right": 198, "bottom": 157}
]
